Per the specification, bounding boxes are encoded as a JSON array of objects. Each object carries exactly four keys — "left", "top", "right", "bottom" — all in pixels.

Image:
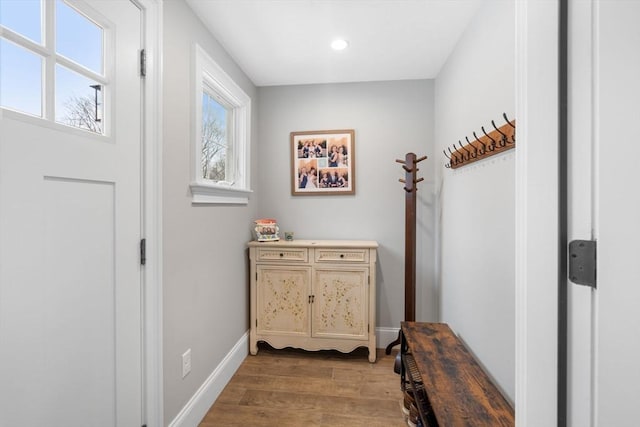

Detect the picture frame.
[{"left": 291, "top": 129, "right": 355, "bottom": 196}]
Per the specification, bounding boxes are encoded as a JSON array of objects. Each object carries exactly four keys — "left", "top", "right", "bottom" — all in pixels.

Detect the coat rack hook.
[
  {"left": 453, "top": 144, "right": 466, "bottom": 162},
  {"left": 458, "top": 141, "right": 471, "bottom": 160},
  {"left": 481, "top": 126, "right": 499, "bottom": 148},
  {"left": 453, "top": 143, "right": 467, "bottom": 161},
  {"left": 468, "top": 135, "right": 485, "bottom": 155},
  {"left": 503, "top": 112, "right": 516, "bottom": 128},
  {"left": 482, "top": 128, "right": 502, "bottom": 148},
  {"left": 449, "top": 146, "right": 463, "bottom": 164},
  {"left": 447, "top": 147, "right": 458, "bottom": 165},
  {"left": 464, "top": 139, "right": 478, "bottom": 158},
  {"left": 492, "top": 119, "right": 509, "bottom": 147},
  {"left": 443, "top": 150, "right": 454, "bottom": 168}
]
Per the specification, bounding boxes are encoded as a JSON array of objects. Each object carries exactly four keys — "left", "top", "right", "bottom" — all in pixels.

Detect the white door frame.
[
  {"left": 515, "top": 1, "right": 561, "bottom": 426},
  {"left": 134, "top": 0, "right": 164, "bottom": 425}
]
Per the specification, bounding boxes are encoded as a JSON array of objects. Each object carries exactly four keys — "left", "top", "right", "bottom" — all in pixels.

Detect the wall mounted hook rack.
[{"left": 444, "top": 113, "right": 516, "bottom": 169}]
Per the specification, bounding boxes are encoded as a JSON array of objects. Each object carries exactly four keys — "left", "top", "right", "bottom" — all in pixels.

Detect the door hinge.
[
  {"left": 569, "top": 240, "right": 596, "bottom": 288},
  {"left": 140, "top": 49, "right": 146, "bottom": 77},
  {"left": 140, "top": 238, "right": 146, "bottom": 266}
]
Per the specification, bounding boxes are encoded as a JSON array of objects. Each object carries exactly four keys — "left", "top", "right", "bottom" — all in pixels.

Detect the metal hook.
[
  {"left": 443, "top": 149, "right": 454, "bottom": 168},
  {"left": 503, "top": 112, "right": 516, "bottom": 128},
  {"left": 448, "top": 146, "right": 463, "bottom": 164},
  {"left": 447, "top": 147, "right": 457, "bottom": 165},
  {"left": 492, "top": 119, "right": 509, "bottom": 147},
  {"left": 481, "top": 126, "right": 500, "bottom": 148},
  {"left": 503, "top": 113, "right": 516, "bottom": 143},
  {"left": 468, "top": 135, "right": 485, "bottom": 155},
  {"left": 458, "top": 141, "right": 472, "bottom": 160},
  {"left": 464, "top": 139, "right": 478, "bottom": 158},
  {"left": 453, "top": 144, "right": 467, "bottom": 162}
]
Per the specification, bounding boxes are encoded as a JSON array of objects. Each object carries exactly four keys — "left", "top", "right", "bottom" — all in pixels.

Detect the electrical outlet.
[{"left": 182, "top": 348, "right": 192, "bottom": 378}]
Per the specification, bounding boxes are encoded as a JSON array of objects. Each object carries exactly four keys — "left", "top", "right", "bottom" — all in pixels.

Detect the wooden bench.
[{"left": 400, "top": 322, "right": 515, "bottom": 427}]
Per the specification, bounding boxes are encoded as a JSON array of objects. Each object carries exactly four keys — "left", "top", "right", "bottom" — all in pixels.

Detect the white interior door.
[
  {"left": 568, "top": 1, "right": 640, "bottom": 426},
  {"left": 0, "top": 1, "right": 143, "bottom": 425}
]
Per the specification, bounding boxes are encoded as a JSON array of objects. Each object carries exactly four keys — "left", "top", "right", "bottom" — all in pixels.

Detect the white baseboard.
[
  {"left": 168, "top": 331, "right": 249, "bottom": 427},
  {"left": 376, "top": 326, "right": 401, "bottom": 351},
  {"left": 168, "top": 327, "right": 398, "bottom": 427}
]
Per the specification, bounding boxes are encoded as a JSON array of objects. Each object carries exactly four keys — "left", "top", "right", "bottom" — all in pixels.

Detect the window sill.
[{"left": 190, "top": 181, "right": 252, "bottom": 205}]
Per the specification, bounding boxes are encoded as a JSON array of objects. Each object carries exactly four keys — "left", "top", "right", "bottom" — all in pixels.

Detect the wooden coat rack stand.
[{"left": 385, "top": 152, "right": 427, "bottom": 354}]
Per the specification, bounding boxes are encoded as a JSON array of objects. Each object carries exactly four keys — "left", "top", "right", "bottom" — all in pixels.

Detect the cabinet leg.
[
  {"left": 250, "top": 338, "right": 258, "bottom": 355},
  {"left": 368, "top": 346, "right": 377, "bottom": 363}
]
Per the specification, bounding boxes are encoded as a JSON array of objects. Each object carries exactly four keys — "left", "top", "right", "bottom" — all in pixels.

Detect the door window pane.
[
  {"left": 0, "top": 38, "right": 42, "bottom": 116},
  {"left": 56, "top": 0, "right": 103, "bottom": 74},
  {"left": 0, "top": 0, "right": 42, "bottom": 44},
  {"left": 56, "top": 64, "right": 103, "bottom": 134},
  {"left": 202, "top": 91, "right": 229, "bottom": 181}
]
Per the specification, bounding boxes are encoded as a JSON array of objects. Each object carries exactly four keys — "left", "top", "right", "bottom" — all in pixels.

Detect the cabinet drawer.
[
  {"left": 314, "top": 248, "right": 369, "bottom": 263},
  {"left": 256, "top": 247, "right": 308, "bottom": 262}
]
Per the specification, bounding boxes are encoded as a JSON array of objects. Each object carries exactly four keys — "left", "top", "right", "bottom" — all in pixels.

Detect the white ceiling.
[{"left": 185, "top": 0, "right": 484, "bottom": 87}]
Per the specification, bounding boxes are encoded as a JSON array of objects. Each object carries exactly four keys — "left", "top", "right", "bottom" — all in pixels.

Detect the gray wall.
[
  {"left": 434, "top": 0, "right": 515, "bottom": 401},
  {"left": 256, "top": 80, "right": 437, "bottom": 329},
  {"left": 162, "top": 0, "right": 258, "bottom": 423}
]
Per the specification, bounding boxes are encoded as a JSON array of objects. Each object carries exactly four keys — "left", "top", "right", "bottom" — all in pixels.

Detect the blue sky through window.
[
  {"left": 202, "top": 91, "right": 228, "bottom": 181},
  {"left": 203, "top": 92, "right": 228, "bottom": 128},
  {"left": 0, "top": 0, "right": 42, "bottom": 44},
  {"left": 0, "top": 38, "right": 42, "bottom": 116},
  {"left": 56, "top": 0, "right": 102, "bottom": 74},
  {"left": 1, "top": 0, "right": 104, "bottom": 132}
]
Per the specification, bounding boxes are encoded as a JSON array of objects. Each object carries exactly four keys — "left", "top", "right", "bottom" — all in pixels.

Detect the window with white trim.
[
  {"left": 1, "top": 0, "right": 108, "bottom": 135},
  {"left": 191, "top": 44, "right": 251, "bottom": 204}
]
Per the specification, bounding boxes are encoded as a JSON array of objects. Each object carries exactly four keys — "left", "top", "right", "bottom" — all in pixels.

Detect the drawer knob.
[
  {"left": 340, "top": 254, "right": 345, "bottom": 258},
  {"left": 279, "top": 253, "right": 284, "bottom": 257}
]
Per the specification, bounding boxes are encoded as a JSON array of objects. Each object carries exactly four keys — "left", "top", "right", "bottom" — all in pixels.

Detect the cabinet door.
[
  {"left": 256, "top": 265, "right": 311, "bottom": 337},
  {"left": 312, "top": 267, "right": 368, "bottom": 340}
]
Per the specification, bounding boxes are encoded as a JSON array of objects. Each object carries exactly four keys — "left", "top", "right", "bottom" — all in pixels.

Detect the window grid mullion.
[
  {"left": 43, "top": 0, "right": 56, "bottom": 121},
  {"left": 0, "top": 27, "right": 48, "bottom": 56},
  {"left": 55, "top": 54, "right": 109, "bottom": 85}
]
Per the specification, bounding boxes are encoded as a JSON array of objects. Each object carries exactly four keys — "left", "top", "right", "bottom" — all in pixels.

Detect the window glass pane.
[
  {"left": 56, "top": 0, "right": 103, "bottom": 74},
  {"left": 202, "top": 91, "right": 229, "bottom": 182},
  {"left": 0, "top": 0, "right": 42, "bottom": 44},
  {"left": 0, "top": 38, "right": 42, "bottom": 116},
  {"left": 55, "top": 64, "right": 103, "bottom": 134}
]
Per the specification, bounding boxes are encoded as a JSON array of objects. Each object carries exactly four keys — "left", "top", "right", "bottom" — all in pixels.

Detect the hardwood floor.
[{"left": 199, "top": 345, "right": 406, "bottom": 427}]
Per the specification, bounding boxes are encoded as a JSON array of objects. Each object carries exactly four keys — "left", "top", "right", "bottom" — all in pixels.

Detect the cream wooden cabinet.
[{"left": 248, "top": 240, "right": 378, "bottom": 362}]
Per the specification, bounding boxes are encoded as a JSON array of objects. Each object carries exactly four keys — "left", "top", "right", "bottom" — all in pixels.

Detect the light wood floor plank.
[{"left": 200, "top": 345, "right": 405, "bottom": 426}]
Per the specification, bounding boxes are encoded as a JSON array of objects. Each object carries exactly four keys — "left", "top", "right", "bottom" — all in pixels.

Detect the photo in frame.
[{"left": 291, "top": 129, "right": 355, "bottom": 196}]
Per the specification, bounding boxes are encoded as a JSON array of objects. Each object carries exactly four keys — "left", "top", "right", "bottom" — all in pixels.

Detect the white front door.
[
  {"left": 0, "top": 1, "right": 143, "bottom": 425},
  {"left": 568, "top": 1, "right": 640, "bottom": 426}
]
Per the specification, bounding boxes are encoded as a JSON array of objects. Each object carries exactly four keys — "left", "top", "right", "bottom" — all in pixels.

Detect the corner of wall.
[{"left": 168, "top": 332, "right": 249, "bottom": 427}]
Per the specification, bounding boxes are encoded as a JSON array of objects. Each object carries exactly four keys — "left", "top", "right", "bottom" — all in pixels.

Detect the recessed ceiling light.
[{"left": 331, "top": 39, "right": 349, "bottom": 51}]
